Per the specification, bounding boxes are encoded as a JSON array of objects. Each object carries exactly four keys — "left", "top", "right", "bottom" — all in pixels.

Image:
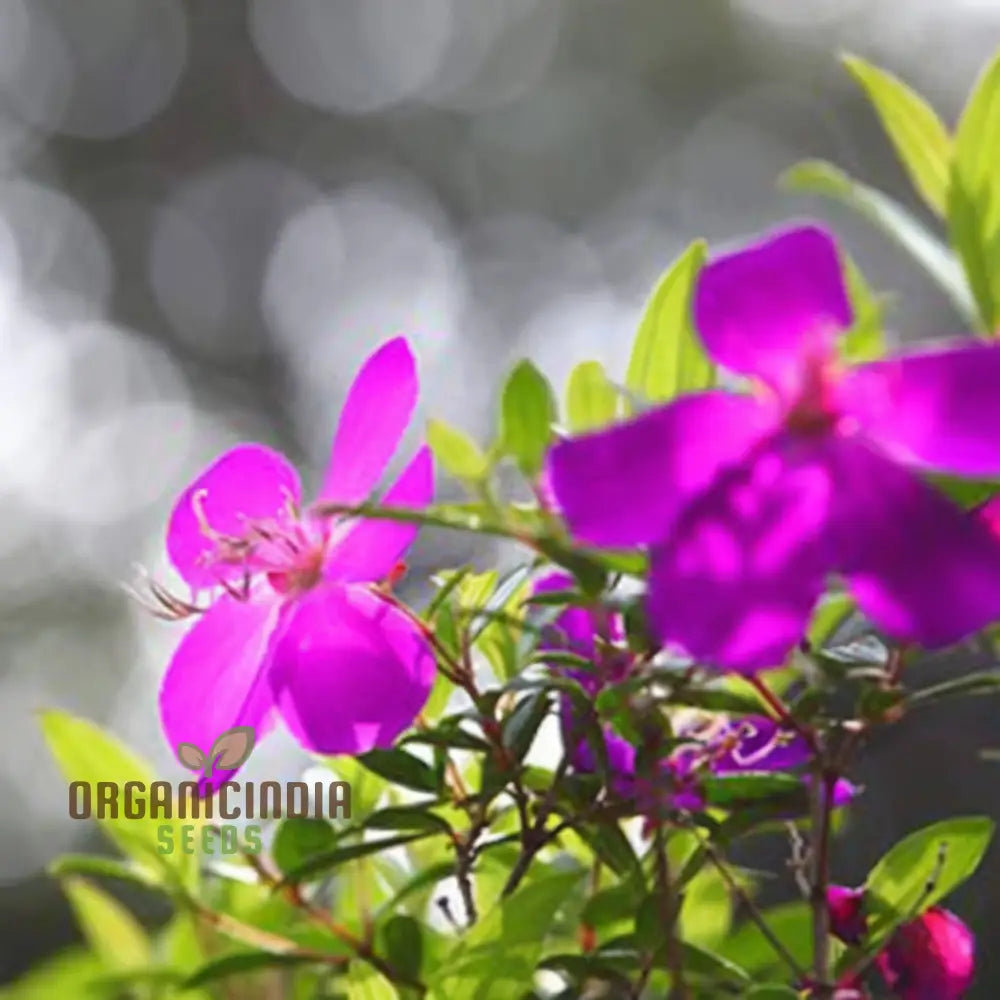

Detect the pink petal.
[
  {"left": 876, "top": 907, "right": 975, "bottom": 1000},
  {"left": 832, "top": 438, "right": 1000, "bottom": 647},
  {"left": 841, "top": 341, "right": 1000, "bottom": 476},
  {"left": 694, "top": 224, "right": 851, "bottom": 397},
  {"left": 159, "top": 588, "right": 285, "bottom": 791},
  {"left": 269, "top": 583, "right": 436, "bottom": 755},
  {"left": 322, "top": 446, "right": 434, "bottom": 583},
  {"left": 546, "top": 391, "right": 775, "bottom": 549},
  {"left": 646, "top": 434, "right": 837, "bottom": 672},
  {"left": 317, "top": 337, "right": 419, "bottom": 506},
  {"left": 167, "top": 444, "right": 301, "bottom": 589}
]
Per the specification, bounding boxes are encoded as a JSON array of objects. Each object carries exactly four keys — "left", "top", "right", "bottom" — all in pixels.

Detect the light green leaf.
[
  {"left": 346, "top": 962, "right": 400, "bottom": 1000},
  {"left": 717, "top": 901, "right": 811, "bottom": 979},
  {"left": 61, "top": 876, "right": 152, "bottom": 972},
  {"left": 272, "top": 818, "right": 338, "bottom": 875},
  {"left": 865, "top": 815, "right": 994, "bottom": 942},
  {"left": 565, "top": 360, "right": 619, "bottom": 432},
  {"left": 625, "top": 240, "right": 712, "bottom": 409},
  {"left": 431, "top": 870, "right": 584, "bottom": 999},
  {"left": 842, "top": 53, "right": 952, "bottom": 216},
  {"left": 499, "top": 360, "right": 557, "bottom": 477},
  {"left": 0, "top": 948, "right": 106, "bottom": 1000},
  {"left": 426, "top": 418, "right": 489, "bottom": 481},
  {"left": 780, "top": 159, "right": 979, "bottom": 327},
  {"left": 39, "top": 709, "right": 196, "bottom": 888},
  {"left": 841, "top": 254, "right": 887, "bottom": 363},
  {"left": 951, "top": 48, "right": 1000, "bottom": 331},
  {"left": 183, "top": 951, "right": 326, "bottom": 988}
]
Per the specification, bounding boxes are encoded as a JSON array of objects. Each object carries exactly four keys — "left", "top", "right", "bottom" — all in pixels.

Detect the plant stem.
[
  {"left": 809, "top": 765, "right": 835, "bottom": 998},
  {"left": 653, "top": 824, "right": 688, "bottom": 1000}
]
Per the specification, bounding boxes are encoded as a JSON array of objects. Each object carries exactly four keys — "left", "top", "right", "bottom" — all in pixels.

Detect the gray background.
[{"left": 1, "top": 0, "right": 999, "bottom": 994}]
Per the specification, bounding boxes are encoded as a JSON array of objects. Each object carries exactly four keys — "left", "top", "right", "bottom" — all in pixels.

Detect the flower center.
[
  {"left": 783, "top": 352, "right": 842, "bottom": 436},
  {"left": 192, "top": 490, "right": 334, "bottom": 597}
]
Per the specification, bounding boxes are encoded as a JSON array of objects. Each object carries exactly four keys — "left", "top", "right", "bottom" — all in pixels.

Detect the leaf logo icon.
[{"left": 175, "top": 726, "right": 256, "bottom": 781}]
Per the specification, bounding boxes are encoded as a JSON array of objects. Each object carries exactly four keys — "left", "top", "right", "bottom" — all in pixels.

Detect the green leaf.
[
  {"left": 426, "top": 418, "right": 489, "bottom": 481},
  {"left": 741, "top": 987, "right": 799, "bottom": 999},
  {"left": 499, "top": 360, "right": 557, "bottom": 477},
  {"left": 865, "top": 816, "right": 994, "bottom": 941},
  {"left": 0, "top": 947, "right": 106, "bottom": 1000},
  {"left": 573, "top": 822, "right": 640, "bottom": 878},
  {"left": 47, "top": 853, "right": 163, "bottom": 891},
  {"left": 279, "top": 832, "right": 437, "bottom": 885},
  {"left": 378, "top": 915, "right": 424, "bottom": 982},
  {"left": 807, "top": 591, "right": 857, "bottom": 649},
  {"left": 365, "top": 805, "right": 452, "bottom": 835},
  {"left": 183, "top": 951, "right": 326, "bottom": 988},
  {"left": 625, "top": 240, "right": 713, "bottom": 408},
  {"left": 346, "top": 963, "right": 400, "bottom": 1000},
  {"left": 430, "top": 871, "right": 584, "bottom": 999},
  {"left": 357, "top": 748, "right": 439, "bottom": 793},
  {"left": 39, "top": 709, "right": 196, "bottom": 888},
  {"left": 565, "top": 360, "right": 619, "bottom": 432},
  {"left": 842, "top": 53, "right": 952, "bottom": 216},
  {"left": 780, "top": 159, "right": 978, "bottom": 327},
  {"left": 951, "top": 47, "right": 1000, "bottom": 330},
  {"left": 272, "top": 818, "right": 338, "bottom": 875},
  {"left": 501, "top": 691, "right": 551, "bottom": 762},
  {"left": 703, "top": 772, "right": 803, "bottom": 808},
  {"left": 841, "top": 254, "right": 887, "bottom": 363},
  {"left": 717, "top": 901, "right": 811, "bottom": 979},
  {"left": 61, "top": 876, "right": 152, "bottom": 971},
  {"left": 908, "top": 671, "right": 1000, "bottom": 709}
]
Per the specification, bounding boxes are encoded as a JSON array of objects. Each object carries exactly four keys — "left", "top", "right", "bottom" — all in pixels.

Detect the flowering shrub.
[{"left": 29, "top": 47, "right": 1000, "bottom": 1000}]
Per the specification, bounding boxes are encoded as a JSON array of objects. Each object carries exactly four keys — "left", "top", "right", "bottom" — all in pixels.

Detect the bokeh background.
[{"left": 2, "top": 0, "right": 1000, "bottom": 994}]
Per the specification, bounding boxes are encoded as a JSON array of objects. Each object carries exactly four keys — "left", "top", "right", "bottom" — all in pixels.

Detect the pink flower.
[
  {"left": 158, "top": 338, "right": 436, "bottom": 790},
  {"left": 827, "top": 886, "right": 975, "bottom": 999},
  {"left": 876, "top": 907, "right": 975, "bottom": 1000}
]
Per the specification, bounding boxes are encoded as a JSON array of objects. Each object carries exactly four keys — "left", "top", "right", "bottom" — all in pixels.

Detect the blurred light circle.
[
  {"left": 262, "top": 181, "right": 466, "bottom": 455},
  {"left": 250, "top": 0, "right": 453, "bottom": 114},
  {"left": 0, "top": 0, "right": 187, "bottom": 139},
  {"left": 150, "top": 158, "right": 319, "bottom": 358},
  {"left": 420, "top": 0, "right": 561, "bottom": 112},
  {"left": 0, "top": 177, "right": 112, "bottom": 318}
]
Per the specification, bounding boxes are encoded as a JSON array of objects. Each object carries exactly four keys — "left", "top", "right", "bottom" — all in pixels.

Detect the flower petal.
[
  {"left": 167, "top": 444, "right": 301, "bottom": 589},
  {"left": 842, "top": 342, "right": 1000, "bottom": 476},
  {"left": 158, "top": 588, "right": 284, "bottom": 792},
  {"left": 318, "top": 337, "right": 419, "bottom": 506},
  {"left": 712, "top": 716, "right": 811, "bottom": 772},
  {"left": 322, "top": 446, "right": 434, "bottom": 583},
  {"left": 832, "top": 438, "right": 1000, "bottom": 647},
  {"left": 646, "top": 435, "right": 837, "bottom": 672},
  {"left": 269, "top": 583, "right": 435, "bottom": 755},
  {"left": 694, "top": 224, "right": 851, "bottom": 395},
  {"left": 547, "top": 391, "right": 774, "bottom": 548}
]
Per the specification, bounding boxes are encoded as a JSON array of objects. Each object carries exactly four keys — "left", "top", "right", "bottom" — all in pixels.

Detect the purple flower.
[
  {"left": 158, "top": 338, "right": 436, "bottom": 790},
  {"left": 828, "top": 885, "right": 974, "bottom": 1000},
  {"left": 548, "top": 223, "right": 1000, "bottom": 671}
]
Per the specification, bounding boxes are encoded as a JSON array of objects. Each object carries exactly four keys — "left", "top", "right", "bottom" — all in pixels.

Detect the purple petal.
[
  {"left": 711, "top": 715, "right": 811, "bottom": 773},
  {"left": 167, "top": 445, "right": 301, "bottom": 589},
  {"left": 269, "top": 583, "right": 435, "bottom": 755},
  {"left": 534, "top": 571, "right": 598, "bottom": 663},
  {"left": 159, "top": 588, "right": 284, "bottom": 792},
  {"left": 694, "top": 224, "right": 851, "bottom": 396},
  {"left": 647, "top": 435, "right": 837, "bottom": 672},
  {"left": 832, "top": 438, "right": 1000, "bottom": 647},
  {"left": 322, "top": 446, "right": 434, "bottom": 583},
  {"left": 841, "top": 342, "right": 1000, "bottom": 476},
  {"left": 317, "top": 337, "right": 419, "bottom": 506},
  {"left": 547, "top": 391, "right": 774, "bottom": 548},
  {"left": 827, "top": 885, "right": 867, "bottom": 945}
]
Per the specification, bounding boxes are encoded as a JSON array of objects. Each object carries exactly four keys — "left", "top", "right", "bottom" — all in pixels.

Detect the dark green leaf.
[
  {"left": 501, "top": 692, "right": 551, "bottom": 762},
  {"left": 908, "top": 672, "right": 1000, "bottom": 708},
  {"left": 272, "top": 818, "right": 338, "bottom": 876},
  {"left": 183, "top": 951, "right": 326, "bottom": 988},
  {"left": 379, "top": 915, "right": 423, "bottom": 982},
  {"left": 703, "top": 772, "right": 804, "bottom": 808},
  {"left": 365, "top": 806, "right": 452, "bottom": 835},
  {"left": 573, "top": 822, "right": 640, "bottom": 878},
  {"left": 279, "top": 832, "right": 437, "bottom": 885},
  {"left": 357, "top": 748, "right": 439, "bottom": 793},
  {"left": 741, "top": 987, "right": 799, "bottom": 999},
  {"left": 499, "top": 359, "right": 557, "bottom": 477}
]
